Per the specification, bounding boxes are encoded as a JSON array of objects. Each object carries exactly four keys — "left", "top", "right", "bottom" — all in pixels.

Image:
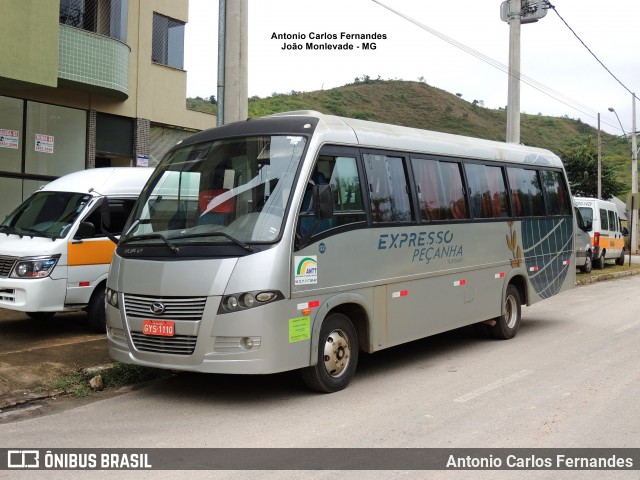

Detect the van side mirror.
[
  {"left": 74, "top": 221, "right": 95, "bottom": 240},
  {"left": 585, "top": 220, "right": 592, "bottom": 231}
]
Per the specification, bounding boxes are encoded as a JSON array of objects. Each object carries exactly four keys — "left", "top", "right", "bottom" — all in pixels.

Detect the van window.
[
  {"left": 600, "top": 208, "right": 609, "bottom": 230},
  {"left": 83, "top": 199, "right": 137, "bottom": 236},
  {"left": 579, "top": 207, "right": 593, "bottom": 227},
  {"left": 608, "top": 210, "right": 617, "bottom": 232}
]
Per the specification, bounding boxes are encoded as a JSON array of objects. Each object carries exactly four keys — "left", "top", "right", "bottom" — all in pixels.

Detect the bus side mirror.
[{"left": 315, "top": 184, "right": 333, "bottom": 220}]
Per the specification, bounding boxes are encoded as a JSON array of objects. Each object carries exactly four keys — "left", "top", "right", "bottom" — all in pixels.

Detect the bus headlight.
[
  {"left": 106, "top": 287, "right": 119, "bottom": 308},
  {"left": 10, "top": 255, "right": 60, "bottom": 278},
  {"left": 219, "top": 290, "right": 284, "bottom": 314}
]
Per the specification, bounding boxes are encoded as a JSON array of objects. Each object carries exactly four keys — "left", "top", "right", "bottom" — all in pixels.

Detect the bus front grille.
[
  {"left": 131, "top": 332, "right": 197, "bottom": 355},
  {"left": 0, "top": 256, "right": 17, "bottom": 277},
  {"left": 123, "top": 294, "right": 207, "bottom": 321}
]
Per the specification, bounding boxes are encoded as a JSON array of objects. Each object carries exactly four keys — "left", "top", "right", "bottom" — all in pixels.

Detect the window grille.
[
  {"left": 152, "top": 13, "right": 185, "bottom": 69},
  {"left": 59, "top": 0, "right": 128, "bottom": 42}
]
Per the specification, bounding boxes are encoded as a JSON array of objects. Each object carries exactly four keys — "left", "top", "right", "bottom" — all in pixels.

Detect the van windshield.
[
  {"left": 120, "top": 135, "right": 307, "bottom": 246},
  {"left": 1, "top": 191, "right": 92, "bottom": 239}
]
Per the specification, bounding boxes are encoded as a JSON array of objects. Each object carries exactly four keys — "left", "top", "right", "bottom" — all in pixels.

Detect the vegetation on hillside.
[{"left": 187, "top": 78, "right": 632, "bottom": 195}]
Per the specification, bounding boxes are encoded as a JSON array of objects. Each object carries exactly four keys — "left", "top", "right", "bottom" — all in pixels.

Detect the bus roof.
[
  {"left": 174, "top": 110, "right": 563, "bottom": 169},
  {"left": 40, "top": 167, "right": 154, "bottom": 197},
  {"left": 273, "top": 110, "right": 563, "bottom": 168}
]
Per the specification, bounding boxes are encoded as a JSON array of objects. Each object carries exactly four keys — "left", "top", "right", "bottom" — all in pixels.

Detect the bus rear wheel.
[
  {"left": 489, "top": 284, "right": 521, "bottom": 340},
  {"left": 301, "top": 313, "right": 358, "bottom": 393}
]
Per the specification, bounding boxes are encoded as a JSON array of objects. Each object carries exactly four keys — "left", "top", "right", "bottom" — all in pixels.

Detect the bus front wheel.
[
  {"left": 301, "top": 313, "right": 358, "bottom": 393},
  {"left": 490, "top": 284, "right": 521, "bottom": 340}
]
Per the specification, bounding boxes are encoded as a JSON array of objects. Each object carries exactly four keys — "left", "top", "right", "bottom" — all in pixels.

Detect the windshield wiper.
[
  {"left": 22, "top": 228, "right": 58, "bottom": 240},
  {"left": 174, "top": 232, "right": 253, "bottom": 252},
  {"left": 120, "top": 233, "right": 180, "bottom": 253},
  {"left": 0, "top": 225, "right": 21, "bottom": 237}
]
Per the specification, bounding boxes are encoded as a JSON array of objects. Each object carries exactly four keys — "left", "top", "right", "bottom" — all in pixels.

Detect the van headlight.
[
  {"left": 219, "top": 290, "right": 284, "bottom": 314},
  {"left": 10, "top": 255, "right": 60, "bottom": 278}
]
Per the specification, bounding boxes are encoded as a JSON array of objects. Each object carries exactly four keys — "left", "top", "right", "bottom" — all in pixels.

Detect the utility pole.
[
  {"left": 631, "top": 93, "right": 638, "bottom": 254},
  {"left": 597, "top": 113, "right": 602, "bottom": 199},
  {"left": 217, "top": 0, "right": 248, "bottom": 126},
  {"left": 506, "top": 0, "right": 521, "bottom": 144},
  {"left": 501, "top": 0, "right": 547, "bottom": 144}
]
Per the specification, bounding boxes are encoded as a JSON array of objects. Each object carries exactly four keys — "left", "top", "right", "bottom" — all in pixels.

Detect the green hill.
[{"left": 187, "top": 79, "right": 632, "bottom": 191}]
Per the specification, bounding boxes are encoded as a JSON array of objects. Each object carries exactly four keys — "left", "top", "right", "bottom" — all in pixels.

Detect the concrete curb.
[{"left": 576, "top": 267, "right": 640, "bottom": 286}]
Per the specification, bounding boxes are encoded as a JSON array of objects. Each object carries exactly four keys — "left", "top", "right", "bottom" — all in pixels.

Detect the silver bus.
[{"left": 106, "top": 111, "right": 575, "bottom": 392}]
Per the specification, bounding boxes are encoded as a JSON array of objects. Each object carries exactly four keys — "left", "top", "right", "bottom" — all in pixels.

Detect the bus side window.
[
  {"left": 363, "top": 153, "right": 412, "bottom": 223},
  {"left": 464, "top": 163, "right": 509, "bottom": 219},
  {"left": 411, "top": 158, "right": 468, "bottom": 221},
  {"left": 506, "top": 167, "right": 544, "bottom": 217},
  {"left": 542, "top": 170, "right": 571, "bottom": 216},
  {"left": 298, "top": 155, "right": 366, "bottom": 238}
]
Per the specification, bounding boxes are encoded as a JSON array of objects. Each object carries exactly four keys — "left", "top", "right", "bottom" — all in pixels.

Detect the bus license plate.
[{"left": 143, "top": 320, "right": 175, "bottom": 337}]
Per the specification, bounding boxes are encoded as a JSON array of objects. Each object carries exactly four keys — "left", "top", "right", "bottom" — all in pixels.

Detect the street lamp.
[
  {"left": 608, "top": 104, "right": 639, "bottom": 256},
  {"left": 608, "top": 107, "right": 627, "bottom": 136}
]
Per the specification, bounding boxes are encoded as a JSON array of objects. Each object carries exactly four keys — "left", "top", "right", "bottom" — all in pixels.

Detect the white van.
[
  {"left": 573, "top": 203, "right": 593, "bottom": 273},
  {"left": 574, "top": 197, "right": 626, "bottom": 269},
  {"left": 0, "top": 167, "right": 152, "bottom": 331}
]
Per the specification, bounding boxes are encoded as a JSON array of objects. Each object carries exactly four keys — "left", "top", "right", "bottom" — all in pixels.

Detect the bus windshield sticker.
[
  {"left": 294, "top": 256, "right": 318, "bottom": 285},
  {"left": 289, "top": 316, "right": 311, "bottom": 343},
  {"left": 287, "top": 136, "right": 303, "bottom": 145}
]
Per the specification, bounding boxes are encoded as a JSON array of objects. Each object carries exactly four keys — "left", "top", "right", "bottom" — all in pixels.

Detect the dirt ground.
[{"left": 0, "top": 308, "right": 111, "bottom": 410}]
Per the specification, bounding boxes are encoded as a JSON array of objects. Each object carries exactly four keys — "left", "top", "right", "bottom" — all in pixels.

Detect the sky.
[{"left": 184, "top": 0, "right": 640, "bottom": 137}]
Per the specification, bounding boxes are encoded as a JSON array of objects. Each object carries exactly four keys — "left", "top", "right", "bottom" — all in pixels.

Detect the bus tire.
[
  {"left": 595, "top": 252, "right": 605, "bottom": 270},
  {"left": 87, "top": 287, "right": 106, "bottom": 333},
  {"left": 490, "top": 284, "right": 521, "bottom": 340},
  {"left": 301, "top": 313, "right": 358, "bottom": 393},
  {"left": 616, "top": 250, "right": 625, "bottom": 266}
]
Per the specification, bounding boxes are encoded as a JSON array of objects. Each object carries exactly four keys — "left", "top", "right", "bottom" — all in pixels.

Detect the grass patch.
[
  {"left": 576, "top": 261, "right": 640, "bottom": 281},
  {"left": 46, "top": 363, "right": 170, "bottom": 397}
]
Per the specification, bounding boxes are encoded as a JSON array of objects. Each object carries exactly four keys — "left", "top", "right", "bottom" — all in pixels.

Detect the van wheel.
[
  {"left": 87, "top": 287, "right": 106, "bottom": 333},
  {"left": 595, "top": 253, "right": 605, "bottom": 270},
  {"left": 26, "top": 312, "right": 55, "bottom": 321},
  {"left": 616, "top": 250, "right": 626, "bottom": 266},
  {"left": 580, "top": 253, "right": 592, "bottom": 273},
  {"left": 489, "top": 285, "right": 521, "bottom": 340},
  {"left": 301, "top": 313, "right": 358, "bottom": 393}
]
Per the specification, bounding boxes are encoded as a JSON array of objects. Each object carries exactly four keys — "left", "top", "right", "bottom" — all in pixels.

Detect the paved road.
[{"left": 0, "top": 275, "right": 638, "bottom": 479}]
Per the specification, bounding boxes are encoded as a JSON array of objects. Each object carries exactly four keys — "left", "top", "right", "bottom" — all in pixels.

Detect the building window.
[
  {"left": 152, "top": 13, "right": 185, "bottom": 69},
  {"left": 59, "top": 0, "right": 128, "bottom": 41}
]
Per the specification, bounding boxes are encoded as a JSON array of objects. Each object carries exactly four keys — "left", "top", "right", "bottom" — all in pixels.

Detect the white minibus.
[
  {"left": 0, "top": 167, "right": 153, "bottom": 331},
  {"left": 106, "top": 111, "right": 576, "bottom": 392}
]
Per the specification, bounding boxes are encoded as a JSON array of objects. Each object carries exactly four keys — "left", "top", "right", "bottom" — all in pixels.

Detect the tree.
[
  {"left": 209, "top": 95, "right": 217, "bottom": 105},
  {"left": 559, "top": 135, "right": 627, "bottom": 200}
]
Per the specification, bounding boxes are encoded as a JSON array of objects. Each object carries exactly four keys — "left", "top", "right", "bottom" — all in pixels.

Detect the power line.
[
  {"left": 545, "top": 1, "right": 639, "bottom": 103},
  {"left": 370, "top": 0, "right": 628, "bottom": 134}
]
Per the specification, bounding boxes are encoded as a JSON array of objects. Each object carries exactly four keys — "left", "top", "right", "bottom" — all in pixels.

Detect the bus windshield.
[
  {"left": 1, "top": 191, "right": 92, "bottom": 239},
  {"left": 121, "top": 135, "right": 307, "bottom": 246}
]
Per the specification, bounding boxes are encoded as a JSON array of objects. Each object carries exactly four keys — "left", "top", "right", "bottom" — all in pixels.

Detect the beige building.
[{"left": 0, "top": 0, "right": 215, "bottom": 219}]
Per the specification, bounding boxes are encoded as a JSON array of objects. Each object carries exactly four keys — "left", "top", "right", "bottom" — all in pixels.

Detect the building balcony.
[{"left": 58, "top": 24, "right": 130, "bottom": 99}]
